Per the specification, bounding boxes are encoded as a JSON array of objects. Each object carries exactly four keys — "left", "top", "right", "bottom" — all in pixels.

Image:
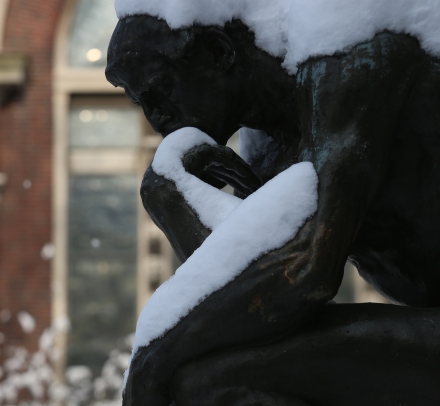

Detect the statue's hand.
[{"left": 182, "top": 144, "right": 261, "bottom": 198}]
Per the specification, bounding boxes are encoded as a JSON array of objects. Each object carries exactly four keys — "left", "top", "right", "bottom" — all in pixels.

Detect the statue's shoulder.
[
  {"left": 295, "top": 32, "right": 426, "bottom": 90},
  {"left": 288, "top": 0, "right": 440, "bottom": 70}
]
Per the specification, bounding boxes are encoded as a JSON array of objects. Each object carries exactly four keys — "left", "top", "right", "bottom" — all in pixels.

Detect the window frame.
[{"left": 52, "top": 0, "right": 174, "bottom": 379}]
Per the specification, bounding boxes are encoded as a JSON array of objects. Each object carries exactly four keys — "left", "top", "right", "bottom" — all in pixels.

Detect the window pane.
[
  {"left": 68, "top": 175, "right": 137, "bottom": 375},
  {"left": 69, "top": 107, "right": 141, "bottom": 148},
  {"left": 69, "top": 0, "right": 117, "bottom": 67}
]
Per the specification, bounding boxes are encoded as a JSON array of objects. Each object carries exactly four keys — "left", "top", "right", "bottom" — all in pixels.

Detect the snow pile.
[
  {"left": 115, "top": 0, "right": 440, "bottom": 73},
  {"left": 128, "top": 128, "right": 318, "bottom": 382}
]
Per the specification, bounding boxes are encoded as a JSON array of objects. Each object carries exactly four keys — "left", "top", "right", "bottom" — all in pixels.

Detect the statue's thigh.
[
  {"left": 172, "top": 304, "right": 440, "bottom": 406},
  {"left": 171, "top": 345, "right": 316, "bottom": 406},
  {"left": 171, "top": 352, "right": 312, "bottom": 406}
]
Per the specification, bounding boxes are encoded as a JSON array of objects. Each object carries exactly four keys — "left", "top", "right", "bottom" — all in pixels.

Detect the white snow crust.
[
  {"left": 126, "top": 127, "right": 318, "bottom": 384},
  {"left": 115, "top": 0, "right": 440, "bottom": 74}
]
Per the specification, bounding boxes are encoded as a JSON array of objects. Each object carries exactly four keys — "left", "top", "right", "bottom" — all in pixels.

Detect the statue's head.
[
  {"left": 106, "top": 9, "right": 297, "bottom": 145},
  {"left": 106, "top": 16, "right": 254, "bottom": 144}
]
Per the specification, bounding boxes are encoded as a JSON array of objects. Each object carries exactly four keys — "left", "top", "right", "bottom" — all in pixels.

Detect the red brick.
[{"left": 0, "top": 0, "right": 66, "bottom": 353}]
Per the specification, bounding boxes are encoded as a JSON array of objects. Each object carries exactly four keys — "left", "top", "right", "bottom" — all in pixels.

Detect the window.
[
  {"left": 53, "top": 0, "right": 177, "bottom": 378},
  {"left": 67, "top": 97, "right": 141, "bottom": 373},
  {"left": 68, "top": 0, "right": 117, "bottom": 68}
]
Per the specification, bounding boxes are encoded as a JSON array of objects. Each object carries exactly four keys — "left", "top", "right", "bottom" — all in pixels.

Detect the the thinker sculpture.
[{"left": 105, "top": 1, "right": 440, "bottom": 405}]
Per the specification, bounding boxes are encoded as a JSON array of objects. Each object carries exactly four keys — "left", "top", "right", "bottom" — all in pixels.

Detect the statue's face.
[{"left": 106, "top": 18, "right": 243, "bottom": 145}]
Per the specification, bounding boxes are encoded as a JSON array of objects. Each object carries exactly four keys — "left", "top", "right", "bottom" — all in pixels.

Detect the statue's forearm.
[{"left": 141, "top": 166, "right": 212, "bottom": 263}]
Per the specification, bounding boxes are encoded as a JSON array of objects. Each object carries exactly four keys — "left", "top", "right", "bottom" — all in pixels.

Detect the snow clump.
[{"left": 115, "top": 0, "right": 440, "bottom": 74}]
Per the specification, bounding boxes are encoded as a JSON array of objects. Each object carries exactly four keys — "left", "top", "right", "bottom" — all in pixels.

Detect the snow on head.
[
  {"left": 115, "top": 0, "right": 440, "bottom": 73},
  {"left": 115, "top": 0, "right": 290, "bottom": 61},
  {"left": 127, "top": 127, "right": 318, "bottom": 384}
]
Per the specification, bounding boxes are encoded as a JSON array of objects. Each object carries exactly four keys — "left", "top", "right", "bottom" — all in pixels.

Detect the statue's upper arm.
[
  {"left": 296, "top": 33, "right": 422, "bottom": 152},
  {"left": 296, "top": 33, "right": 423, "bottom": 190}
]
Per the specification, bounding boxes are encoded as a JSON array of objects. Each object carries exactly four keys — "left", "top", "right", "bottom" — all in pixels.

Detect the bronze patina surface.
[{"left": 106, "top": 16, "right": 440, "bottom": 406}]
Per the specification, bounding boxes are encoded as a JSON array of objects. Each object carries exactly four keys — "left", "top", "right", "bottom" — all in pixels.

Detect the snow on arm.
[
  {"left": 151, "top": 127, "right": 242, "bottom": 230},
  {"left": 127, "top": 127, "right": 318, "bottom": 384},
  {"left": 115, "top": 0, "right": 440, "bottom": 74}
]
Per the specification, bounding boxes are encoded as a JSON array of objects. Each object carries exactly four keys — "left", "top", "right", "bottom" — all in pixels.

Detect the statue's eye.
[
  {"left": 156, "top": 80, "right": 172, "bottom": 97},
  {"left": 147, "top": 72, "right": 165, "bottom": 86},
  {"left": 121, "top": 52, "right": 137, "bottom": 72}
]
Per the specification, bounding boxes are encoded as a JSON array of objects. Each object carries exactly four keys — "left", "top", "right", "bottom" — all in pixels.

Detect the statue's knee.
[
  {"left": 232, "top": 390, "right": 312, "bottom": 406},
  {"left": 172, "top": 359, "right": 245, "bottom": 406},
  {"left": 172, "top": 361, "right": 209, "bottom": 405},
  {"left": 172, "top": 365, "right": 311, "bottom": 406}
]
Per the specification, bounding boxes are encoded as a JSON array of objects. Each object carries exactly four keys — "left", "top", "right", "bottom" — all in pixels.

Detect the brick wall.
[{"left": 0, "top": 0, "right": 65, "bottom": 353}]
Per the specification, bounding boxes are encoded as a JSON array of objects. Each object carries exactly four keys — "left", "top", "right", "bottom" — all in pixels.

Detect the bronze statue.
[{"left": 106, "top": 15, "right": 440, "bottom": 406}]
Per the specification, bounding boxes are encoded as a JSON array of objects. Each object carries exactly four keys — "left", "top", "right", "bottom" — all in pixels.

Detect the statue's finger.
[
  {"left": 208, "top": 166, "right": 260, "bottom": 193},
  {"left": 206, "top": 170, "right": 250, "bottom": 196},
  {"left": 211, "top": 155, "right": 255, "bottom": 179}
]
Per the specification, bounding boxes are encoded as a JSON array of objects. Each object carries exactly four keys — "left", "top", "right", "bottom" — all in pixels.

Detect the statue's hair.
[
  {"left": 115, "top": 0, "right": 291, "bottom": 68},
  {"left": 114, "top": 0, "right": 440, "bottom": 74}
]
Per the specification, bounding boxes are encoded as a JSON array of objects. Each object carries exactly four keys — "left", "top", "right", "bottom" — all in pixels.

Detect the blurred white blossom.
[
  {"left": 40, "top": 243, "right": 56, "bottom": 261},
  {"left": 0, "top": 314, "right": 132, "bottom": 406}
]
